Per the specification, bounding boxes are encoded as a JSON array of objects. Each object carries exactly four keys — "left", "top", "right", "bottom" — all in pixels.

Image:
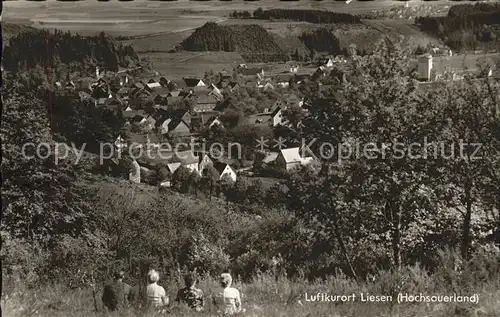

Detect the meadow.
[{"left": 3, "top": 264, "right": 500, "bottom": 317}]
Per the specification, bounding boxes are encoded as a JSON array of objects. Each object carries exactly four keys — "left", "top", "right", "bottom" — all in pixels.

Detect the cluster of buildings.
[{"left": 56, "top": 57, "right": 350, "bottom": 187}]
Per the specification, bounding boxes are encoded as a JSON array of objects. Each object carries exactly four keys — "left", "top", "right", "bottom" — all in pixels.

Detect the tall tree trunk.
[
  {"left": 330, "top": 199, "right": 357, "bottom": 279},
  {"left": 461, "top": 180, "right": 473, "bottom": 260},
  {"left": 497, "top": 195, "right": 500, "bottom": 244},
  {"left": 392, "top": 203, "right": 402, "bottom": 272}
]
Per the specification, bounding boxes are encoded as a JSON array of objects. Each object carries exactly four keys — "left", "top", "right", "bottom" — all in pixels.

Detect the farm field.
[
  {"left": 3, "top": 0, "right": 470, "bottom": 78},
  {"left": 142, "top": 51, "right": 245, "bottom": 78},
  {"left": 2, "top": 0, "right": 463, "bottom": 34}
]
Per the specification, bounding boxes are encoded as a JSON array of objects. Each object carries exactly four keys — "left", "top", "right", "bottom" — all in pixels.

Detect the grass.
[
  {"left": 3, "top": 268, "right": 499, "bottom": 317},
  {"left": 142, "top": 51, "right": 245, "bottom": 78}
]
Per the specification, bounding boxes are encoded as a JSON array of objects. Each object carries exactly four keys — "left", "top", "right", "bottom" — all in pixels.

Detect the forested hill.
[
  {"left": 180, "top": 22, "right": 287, "bottom": 62},
  {"left": 3, "top": 28, "right": 140, "bottom": 72},
  {"left": 2, "top": 23, "right": 38, "bottom": 44}
]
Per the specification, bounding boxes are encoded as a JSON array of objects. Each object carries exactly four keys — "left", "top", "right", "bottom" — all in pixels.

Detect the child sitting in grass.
[
  {"left": 218, "top": 273, "right": 245, "bottom": 315},
  {"left": 175, "top": 272, "right": 204, "bottom": 312}
]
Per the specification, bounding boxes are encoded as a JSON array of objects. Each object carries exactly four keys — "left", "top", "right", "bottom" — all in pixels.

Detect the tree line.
[
  {"left": 3, "top": 30, "right": 139, "bottom": 72},
  {"left": 416, "top": 2, "right": 500, "bottom": 51},
  {"left": 253, "top": 7, "right": 362, "bottom": 24}
]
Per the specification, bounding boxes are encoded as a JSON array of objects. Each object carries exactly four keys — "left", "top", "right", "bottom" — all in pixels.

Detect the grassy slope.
[{"left": 3, "top": 272, "right": 499, "bottom": 317}]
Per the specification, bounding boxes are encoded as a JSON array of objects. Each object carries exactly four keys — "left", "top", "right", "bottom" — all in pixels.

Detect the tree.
[
  {"left": 188, "top": 171, "right": 201, "bottom": 196},
  {"left": 2, "top": 90, "right": 92, "bottom": 245},
  {"left": 171, "top": 166, "right": 191, "bottom": 193},
  {"left": 202, "top": 165, "right": 220, "bottom": 199},
  {"left": 300, "top": 39, "right": 437, "bottom": 272},
  {"left": 433, "top": 74, "right": 500, "bottom": 258},
  {"left": 245, "top": 179, "right": 266, "bottom": 206}
]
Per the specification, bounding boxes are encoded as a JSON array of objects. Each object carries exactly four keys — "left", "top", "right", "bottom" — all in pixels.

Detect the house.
[
  {"left": 248, "top": 106, "right": 283, "bottom": 127},
  {"left": 275, "top": 147, "right": 314, "bottom": 172},
  {"left": 165, "top": 117, "right": 190, "bottom": 137},
  {"left": 324, "top": 58, "right": 334, "bottom": 68},
  {"left": 173, "top": 150, "right": 199, "bottom": 173},
  {"left": 123, "top": 109, "right": 146, "bottom": 120},
  {"left": 254, "top": 151, "right": 279, "bottom": 168},
  {"left": 258, "top": 82, "right": 274, "bottom": 91},
  {"left": 96, "top": 97, "right": 108, "bottom": 107},
  {"left": 206, "top": 116, "right": 223, "bottom": 129},
  {"left": 158, "top": 116, "right": 173, "bottom": 134},
  {"left": 166, "top": 162, "right": 181, "bottom": 174},
  {"left": 114, "top": 135, "right": 128, "bottom": 153},
  {"left": 65, "top": 81, "right": 76, "bottom": 90},
  {"left": 117, "top": 87, "right": 129, "bottom": 98},
  {"left": 207, "top": 84, "right": 223, "bottom": 100},
  {"left": 184, "top": 78, "right": 206, "bottom": 88},
  {"left": 198, "top": 153, "right": 214, "bottom": 176},
  {"left": 213, "top": 162, "right": 237, "bottom": 182},
  {"left": 78, "top": 91, "right": 92, "bottom": 101},
  {"left": 146, "top": 82, "right": 162, "bottom": 90},
  {"left": 194, "top": 94, "right": 218, "bottom": 112},
  {"left": 128, "top": 133, "right": 162, "bottom": 149},
  {"left": 167, "top": 90, "right": 182, "bottom": 97},
  {"left": 131, "top": 115, "right": 156, "bottom": 131},
  {"left": 275, "top": 74, "right": 293, "bottom": 88},
  {"left": 191, "top": 111, "right": 220, "bottom": 128},
  {"left": 283, "top": 93, "right": 304, "bottom": 108},
  {"left": 314, "top": 66, "right": 329, "bottom": 79},
  {"left": 129, "top": 160, "right": 141, "bottom": 183},
  {"left": 159, "top": 77, "right": 170, "bottom": 87}
]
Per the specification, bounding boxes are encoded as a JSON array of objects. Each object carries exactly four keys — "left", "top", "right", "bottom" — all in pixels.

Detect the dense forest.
[
  {"left": 299, "top": 27, "right": 342, "bottom": 55},
  {"left": 252, "top": 7, "right": 362, "bottom": 24},
  {"left": 415, "top": 3, "right": 500, "bottom": 50},
  {"left": 3, "top": 29, "right": 140, "bottom": 72},
  {"left": 180, "top": 22, "right": 287, "bottom": 61}
]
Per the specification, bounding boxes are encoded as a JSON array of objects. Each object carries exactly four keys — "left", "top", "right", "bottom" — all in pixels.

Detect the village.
[{"left": 53, "top": 48, "right": 499, "bottom": 189}]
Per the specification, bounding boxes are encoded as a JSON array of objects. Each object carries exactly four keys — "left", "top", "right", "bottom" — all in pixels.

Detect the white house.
[
  {"left": 129, "top": 160, "right": 141, "bottom": 183},
  {"left": 114, "top": 135, "right": 127, "bottom": 153},
  {"left": 198, "top": 153, "right": 214, "bottom": 176},
  {"left": 325, "top": 58, "right": 334, "bottom": 68},
  {"left": 418, "top": 54, "right": 433, "bottom": 81},
  {"left": 184, "top": 78, "right": 206, "bottom": 88},
  {"left": 214, "top": 162, "right": 237, "bottom": 182},
  {"left": 174, "top": 150, "right": 199, "bottom": 174},
  {"left": 275, "top": 147, "right": 314, "bottom": 172},
  {"left": 160, "top": 118, "right": 172, "bottom": 135},
  {"left": 146, "top": 82, "right": 162, "bottom": 89}
]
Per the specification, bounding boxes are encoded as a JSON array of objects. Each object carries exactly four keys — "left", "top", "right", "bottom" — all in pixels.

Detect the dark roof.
[
  {"left": 213, "top": 162, "right": 228, "bottom": 175},
  {"left": 275, "top": 74, "right": 293, "bottom": 83},
  {"left": 239, "top": 68, "right": 264, "bottom": 76},
  {"left": 152, "top": 87, "right": 170, "bottom": 96},
  {"left": 123, "top": 110, "right": 146, "bottom": 118},
  {"left": 174, "top": 150, "right": 199, "bottom": 165},
  {"left": 131, "top": 115, "right": 146, "bottom": 123},
  {"left": 168, "top": 90, "right": 182, "bottom": 97},
  {"left": 184, "top": 78, "right": 204, "bottom": 88},
  {"left": 196, "top": 94, "right": 218, "bottom": 105}
]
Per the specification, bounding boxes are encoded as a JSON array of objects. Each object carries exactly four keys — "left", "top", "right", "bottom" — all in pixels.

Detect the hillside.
[
  {"left": 179, "top": 22, "right": 287, "bottom": 62},
  {"left": 3, "top": 28, "right": 140, "bottom": 72},
  {"left": 2, "top": 22, "right": 37, "bottom": 44}
]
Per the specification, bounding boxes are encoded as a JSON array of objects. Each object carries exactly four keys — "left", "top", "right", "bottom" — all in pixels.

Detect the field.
[
  {"left": 3, "top": 270, "right": 500, "bottom": 317},
  {"left": 3, "top": 0, "right": 465, "bottom": 78}
]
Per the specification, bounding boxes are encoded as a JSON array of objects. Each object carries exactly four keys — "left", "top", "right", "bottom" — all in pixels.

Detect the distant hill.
[
  {"left": 180, "top": 22, "right": 287, "bottom": 62},
  {"left": 4, "top": 27, "right": 140, "bottom": 72},
  {"left": 2, "top": 23, "right": 37, "bottom": 44}
]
